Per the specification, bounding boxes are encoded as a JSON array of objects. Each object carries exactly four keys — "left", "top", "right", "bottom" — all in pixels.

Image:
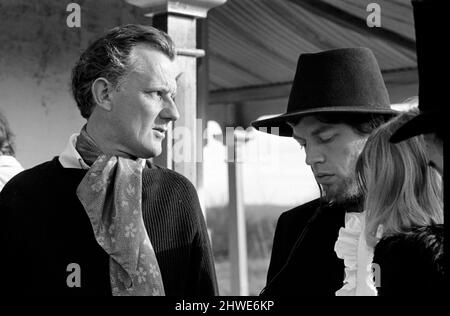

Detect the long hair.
[{"left": 355, "top": 109, "right": 443, "bottom": 247}]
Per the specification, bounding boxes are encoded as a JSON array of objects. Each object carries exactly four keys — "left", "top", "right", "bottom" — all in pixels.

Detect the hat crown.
[
  {"left": 250, "top": 47, "right": 397, "bottom": 137},
  {"left": 287, "top": 47, "right": 391, "bottom": 113}
]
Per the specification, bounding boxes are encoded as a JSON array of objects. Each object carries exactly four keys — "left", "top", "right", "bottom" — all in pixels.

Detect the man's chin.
[
  {"left": 320, "top": 184, "right": 339, "bottom": 201},
  {"left": 321, "top": 183, "right": 362, "bottom": 202},
  {"left": 140, "top": 141, "right": 162, "bottom": 158},
  {"left": 146, "top": 149, "right": 161, "bottom": 159}
]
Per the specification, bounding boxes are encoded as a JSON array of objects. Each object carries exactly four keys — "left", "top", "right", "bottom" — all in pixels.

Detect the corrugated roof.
[{"left": 208, "top": 0, "right": 417, "bottom": 92}]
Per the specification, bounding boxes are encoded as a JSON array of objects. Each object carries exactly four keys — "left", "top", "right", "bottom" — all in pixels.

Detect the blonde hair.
[{"left": 356, "top": 109, "right": 443, "bottom": 247}]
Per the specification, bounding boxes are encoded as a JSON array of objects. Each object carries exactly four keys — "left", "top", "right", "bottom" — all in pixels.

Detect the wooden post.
[
  {"left": 226, "top": 129, "right": 249, "bottom": 296},
  {"left": 196, "top": 18, "right": 209, "bottom": 219}
]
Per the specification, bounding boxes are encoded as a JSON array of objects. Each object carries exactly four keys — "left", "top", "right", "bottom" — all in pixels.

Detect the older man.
[
  {"left": 0, "top": 25, "right": 218, "bottom": 296},
  {"left": 252, "top": 47, "right": 397, "bottom": 296}
]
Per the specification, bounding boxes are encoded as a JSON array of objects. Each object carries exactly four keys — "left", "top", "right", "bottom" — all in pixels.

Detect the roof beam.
[
  {"left": 286, "top": 0, "right": 416, "bottom": 52},
  {"left": 210, "top": 82, "right": 292, "bottom": 105},
  {"left": 209, "top": 67, "right": 418, "bottom": 105}
]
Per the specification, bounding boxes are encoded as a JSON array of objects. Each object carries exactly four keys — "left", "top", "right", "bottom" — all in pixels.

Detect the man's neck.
[{"left": 85, "top": 119, "right": 127, "bottom": 157}]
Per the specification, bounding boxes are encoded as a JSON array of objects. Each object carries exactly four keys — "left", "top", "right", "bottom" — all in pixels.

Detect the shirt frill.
[{"left": 334, "top": 212, "right": 377, "bottom": 296}]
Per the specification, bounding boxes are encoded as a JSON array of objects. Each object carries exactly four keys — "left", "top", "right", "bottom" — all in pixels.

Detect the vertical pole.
[
  {"left": 196, "top": 18, "right": 209, "bottom": 219},
  {"left": 227, "top": 130, "right": 249, "bottom": 296}
]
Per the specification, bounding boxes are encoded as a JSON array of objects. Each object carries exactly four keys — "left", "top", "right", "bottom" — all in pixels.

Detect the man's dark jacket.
[
  {"left": 262, "top": 198, "right": 346, "bottom": 296},
  {"left": 0, "top": 157, "right": 218, "bottom": 296}
]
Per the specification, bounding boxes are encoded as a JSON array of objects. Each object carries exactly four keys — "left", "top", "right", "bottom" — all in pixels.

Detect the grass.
[{"left": 214, "top": 257, "right": 270, "bottom": 296}]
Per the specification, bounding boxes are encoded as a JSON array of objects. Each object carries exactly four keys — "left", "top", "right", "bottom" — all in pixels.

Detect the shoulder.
[
  {"left": 0, "top": 157, "right": 86, "bottom": 205},
  {"left": 374, "top": 225, "right": 444, "bottom": 295},
  {"left": 144, "top": 164, "right": 198, "bottom": 196},
  {"left": 375, "top": 225, "right": 444, "bottom": 274},
  {"left": 1, "top": 157, "right": 61, "bottom": 192},
  {"left": 0, "top": 158, "right": 63, "bottom": 224},
  {"left": 273, "top": 199, "right": 321, "bottom": 237},
  {"left": 278, "top": 198, "right": 321, "bottom": 224},
  {"left": 376, "top": 225, "right": 444, "bottom": 255}
]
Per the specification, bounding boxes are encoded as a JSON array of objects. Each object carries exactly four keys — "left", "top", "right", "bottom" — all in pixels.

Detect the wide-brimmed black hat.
[
  {"left": 390, "top": 0, "right": 444, "bottom": 143},
  {"left": 251, "top": 47, "right": 397, "bottom": 137}
]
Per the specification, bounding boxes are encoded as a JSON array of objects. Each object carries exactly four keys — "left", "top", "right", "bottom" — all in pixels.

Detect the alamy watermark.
[
  {"left": 367, "top": 3, "right": 381, "bottom": 28},
  {"left": 66, "top": 263, "right": 81, "bottom": 288},
  {"left": 167, "top": 119, "right": 281, "bottom": 165},
  {"left": 66, "top": 3, "right": 81, "bottom": 28}
]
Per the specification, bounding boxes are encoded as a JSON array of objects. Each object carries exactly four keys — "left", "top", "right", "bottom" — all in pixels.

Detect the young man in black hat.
[
  {"left": 252, "top": 47, "right": 397, "bottom": 296},
  {"left": 390, "top": 0, "right": 444, "bottom": 177}
]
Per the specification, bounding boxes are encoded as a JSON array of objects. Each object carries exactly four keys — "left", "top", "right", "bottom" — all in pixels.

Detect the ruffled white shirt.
[{"left": 334, "top": 212, "right": 378, "bottom": 296}]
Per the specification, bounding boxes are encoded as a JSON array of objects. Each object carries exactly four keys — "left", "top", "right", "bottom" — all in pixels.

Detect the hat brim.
[
  {"left": 390, "top": 112, "right": 437, "bottom": 143},
  {"left": 251, "top": 106, "right": 399, "bottom": 137}
]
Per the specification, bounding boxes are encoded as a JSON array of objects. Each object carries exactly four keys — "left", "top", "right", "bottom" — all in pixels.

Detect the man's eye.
[
  {"left": 318, "top": 135, "right": 336, "bottom": 143},
  {"left": 147, "top": 91, "right": 163, "bottom": 99}
]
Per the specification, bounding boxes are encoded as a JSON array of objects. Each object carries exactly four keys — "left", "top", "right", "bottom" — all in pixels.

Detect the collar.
[
  {"left": 59, "top": 133, "right": 90, "bottom": 170},
  {"left": 58, "top": 133, "right": 147, "bottom": 169}
]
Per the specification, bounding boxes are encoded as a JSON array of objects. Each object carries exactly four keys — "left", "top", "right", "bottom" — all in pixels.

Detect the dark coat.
[
  {"left": 262, "top": 198, "right": 346, "bottom": 296},
  {"left": 373, "top": 224, "right": 445, "bottom": 296}
]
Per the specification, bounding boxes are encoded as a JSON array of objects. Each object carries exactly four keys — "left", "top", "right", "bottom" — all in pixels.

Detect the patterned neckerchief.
[{"left": 75, "top": 126, "right": 165, "bottom": 296}]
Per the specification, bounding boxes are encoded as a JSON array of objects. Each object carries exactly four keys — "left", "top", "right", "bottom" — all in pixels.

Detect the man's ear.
[{"left": 91, "top": 77, "right": 113, "bottom": 111}]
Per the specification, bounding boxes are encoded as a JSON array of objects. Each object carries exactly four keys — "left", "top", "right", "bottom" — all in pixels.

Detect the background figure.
[
  {"left": 356, "top": 110, "right": 444, "bottom": 296},
  {"left": 0, "top": 111, "right": 24, "bottom": 191}
]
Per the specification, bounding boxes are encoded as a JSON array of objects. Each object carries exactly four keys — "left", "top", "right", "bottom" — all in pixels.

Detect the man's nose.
[
  {"left": 305, "top": 145, "right": 325, "bottom": 166},
  {"left": 161, "top": 97, "right": 180, "bottom": 122}
]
